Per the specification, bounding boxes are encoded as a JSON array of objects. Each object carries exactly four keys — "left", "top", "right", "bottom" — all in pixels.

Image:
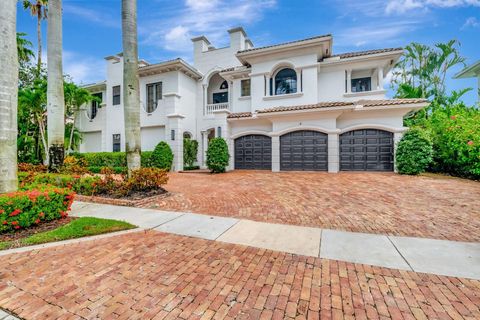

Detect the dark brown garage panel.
[
  {"left": 280, "top": 130, "right": 328, "bottom": 171},
  {"left": 234, "top": 135, "right": 272, "bottom": 170},
  {"left": 340, "top": 129, "right": 394, "bottom": 171}
]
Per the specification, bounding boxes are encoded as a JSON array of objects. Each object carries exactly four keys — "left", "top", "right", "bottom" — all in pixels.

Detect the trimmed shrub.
[
  {"left": 151, "top": 142, "right": 173, "bottom": 170},
  {"left": 141, "top": 151, "right": 153, "bottom": 167},
  {"left": 184, "top": 138, "right": 198, "bottom": 168},
  {"left": 88, "top": 166, "right": 126, "bottom": 174},
  {"left": 396, "top": 128, "right": 433, "bottom": 175},
  {"left": 71, "top": 152, "right": 127, "bottom": 167},
  {"left": 23, "top": 173, "right": 101, "bottom": 195},
  {"left": 61, "top": 156, "right": 89, "bottom": 175},
  {"left": 206, "top": 138, "right": 230, "bottom": 173},
  {"left": 0, "top": 187, "right": 74, "bottom": 233},
  {"left": 118, "top": 168, "right": 169, "bottom": 196}
]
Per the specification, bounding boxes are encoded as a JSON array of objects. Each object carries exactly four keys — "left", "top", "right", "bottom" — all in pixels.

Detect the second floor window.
[
  {"left": 212, "top": 92, "right": 228, "bottom": 104},
  {"left": 351, "top": 77, "right": 371, "bottom": 92},
  {"left": 88, "top": 92, "right": 102, "bottom": 120},
  {"left": 146, "top": 82, "right": 162, "bottom": 113},
  {"left": 275, "top": 68, "right": 297, "bottom": 95},
  {"left": 241, "top": 79, "right": 251, "bottom": 97},
  {"left": 112, "top": 85, "right": 121, "bottom": 105}
]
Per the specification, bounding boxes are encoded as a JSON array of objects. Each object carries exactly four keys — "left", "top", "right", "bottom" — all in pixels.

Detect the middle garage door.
[{"left": 280, "top": 130, "right": 328, "bottom": 171}]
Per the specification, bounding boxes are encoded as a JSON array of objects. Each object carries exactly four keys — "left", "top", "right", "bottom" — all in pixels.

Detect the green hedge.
[
  {"left": 0, "top": 187, "right": 74, "bottom": 233},
  {"left": 71, "top": 151, "right": 154, "bottom": 170},
  {"left": 396, "top": 128, "right": 433, "bottom": 175},
  {"left": 23, "top": 173, "right": 101, "bottom": 195}
]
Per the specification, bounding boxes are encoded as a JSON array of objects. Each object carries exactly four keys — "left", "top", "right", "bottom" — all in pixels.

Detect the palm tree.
[
  {"left": 22, "top": 0, "right": 48, "bottom": 72},
  {"left": 64, "top": 82, "right": 97, "bottom": 153},
  {"left": 0, "top": 0, "right": 19, "bottom": 193},
  {"left": 17, "top": 32, "right": 34, "bottom": 66},
  {"left": 122, "top": 0, "right": 142, "bottom": 175},
  {"left": 46, "top": 0, "right": 65, "bottom": 172}
]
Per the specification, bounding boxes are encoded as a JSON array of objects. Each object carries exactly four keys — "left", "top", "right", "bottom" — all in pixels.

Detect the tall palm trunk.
[
  {"left": 0, "top": 0, "right": 19, "bottom": 193},
  {"left": 36, "top": 6, "right": 42, "bottom": 72},
  {"left": 122, "top": 0, "right": 141, "bottom": 176},
  {"left": 46, "top": 0, "right": 65, "bottom": 172}
]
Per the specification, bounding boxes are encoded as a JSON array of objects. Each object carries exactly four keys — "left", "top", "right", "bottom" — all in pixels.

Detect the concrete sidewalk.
[{"left": 70, "top": 201, "right": 480, "bottom": 280}]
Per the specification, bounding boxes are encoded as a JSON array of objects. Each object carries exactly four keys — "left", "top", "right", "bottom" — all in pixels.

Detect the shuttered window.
[
  {"left": 112, "top": 86, "right": 121, "bottom": 105},
  {"left": 146, "top": 82, "right": 162, "bottom": 113}
]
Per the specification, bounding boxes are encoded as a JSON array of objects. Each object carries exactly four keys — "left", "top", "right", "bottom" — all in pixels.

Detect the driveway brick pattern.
[
  {"left": 140, "top": 171, "right": 480, "bottom": 242},
  {"left": 0, "top": 231, "right": 479, "bottom": 319}
]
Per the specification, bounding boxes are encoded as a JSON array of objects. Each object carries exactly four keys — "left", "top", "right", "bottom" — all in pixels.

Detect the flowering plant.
[{"left": 0, "top": 187, "right": 75, "bottom": 233}]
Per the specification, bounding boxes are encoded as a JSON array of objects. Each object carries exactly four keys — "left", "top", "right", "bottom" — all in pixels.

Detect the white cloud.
[
  {"left": 385, "top": 0, "right": 480, "bottom": 14},
  {"left": 63, "top": 51, "right": 105, "bottom": 85},
  {"left": 461, "top": 16, "right": 480, "bottom": 29},
  {"left": 142, "top": 0, "right": 276, "bottom": 54}
]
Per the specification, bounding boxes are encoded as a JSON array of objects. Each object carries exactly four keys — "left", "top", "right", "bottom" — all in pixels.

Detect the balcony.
[{"left": 205, "top": 102, "right": 230, "bottom": 116}]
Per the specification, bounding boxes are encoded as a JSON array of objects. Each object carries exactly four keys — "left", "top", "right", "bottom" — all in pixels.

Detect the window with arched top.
[
  {"left": 220, "top": 80, "right": 228, "bottom": 90},
  {"left": 274, "top": 68, "right": 297, "bottom": 95}
]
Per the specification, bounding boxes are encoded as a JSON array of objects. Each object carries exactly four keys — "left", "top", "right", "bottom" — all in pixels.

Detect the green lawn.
[{"left": 0, "top": 217, "right": 136, "bottom": 250}]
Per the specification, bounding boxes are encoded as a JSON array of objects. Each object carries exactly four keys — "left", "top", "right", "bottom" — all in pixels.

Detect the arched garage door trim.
[
  {"left": 280, "top": 130, "right": 328, "bottom": 171},
  {"left": 340, "top": 129, "right": 394, "bottom": 172},
  {"left": 234, "top": 135, "right": 272, "bottom": 170}
]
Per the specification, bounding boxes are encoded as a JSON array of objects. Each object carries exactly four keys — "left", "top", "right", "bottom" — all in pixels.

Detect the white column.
[
  {"left": 377, "top": 67, "right": 384, "bottom": 90},
  {"left": 166, "top": 115, "right": 185, "bottom": 172},
  {"left": 328, "top": 133, "right": 339, "bottom": 173},
  {"left": 265, "top": 74, "right": 271, "bottom": 96},
  {"left": 346, "top": 69, "right": 352, "bottom": 93},
  {"left": 201, "top": 131, "right": 208, "bottom": 168},
  {"left": 295, "top": 68, "right": 302, "bottom": 93},
  {"left": 227, "top": 138, "right": 234, "bottom": 171},
  {"left": 393, "top": 131, "right": 404, "bottom": 173},
  {"left": 202, "top": 84, "right": 208, "bottom": 115},
  {"left": 271, "top": 135, "right": 280, "bottom": 172}
]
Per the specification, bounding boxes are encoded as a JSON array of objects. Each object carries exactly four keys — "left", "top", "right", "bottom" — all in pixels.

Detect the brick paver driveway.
[
  {"left": 1, "top": 231, "right": 479, "bottom": 319},
  {"left": 140, "top": 171, "right": 480, "bottom": 242}
]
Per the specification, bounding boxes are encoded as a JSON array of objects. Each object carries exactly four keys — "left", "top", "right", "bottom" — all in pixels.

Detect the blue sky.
[{"left": 17, "top": 0, "right": 480, "bottom": 105}]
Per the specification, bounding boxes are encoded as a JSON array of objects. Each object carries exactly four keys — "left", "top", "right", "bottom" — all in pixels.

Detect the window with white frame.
[
  {"left": 112, "top": 134, "right": 121, "bottom": 152},
  {"left": 88, "top": 92, "right": 102, "bottom": 120},
  {"left": 241, "top": 79, "right": 251, "bottom": 97},
  {"left": 274, "top": 68, "right": 297, "bottom": 95},
  {"left": 146, "top": 82, "right": 162, "bottom": 113},
  {"left": 112, "top": 85, "right": 121, "bottom": 105},
  {"left": 351, "top": 77, "right": 371, "bottom": 92}
]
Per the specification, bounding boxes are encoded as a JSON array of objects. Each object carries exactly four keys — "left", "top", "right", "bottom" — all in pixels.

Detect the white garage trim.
[
  {"left": 230, "top": 130, "right": 272, "bottom": 139},
  {"left": 272, "top": 126, "right": 340, "bottom": 137},
  {"left": 339, "top": 124, "right": 407, "bottom": 134}
]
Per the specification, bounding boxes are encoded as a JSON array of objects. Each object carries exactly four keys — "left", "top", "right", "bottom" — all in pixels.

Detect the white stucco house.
[
  {"left": 77, "top": 27, "right": 428, "bottom": 172},
  {"left": 454, "top": 60, "right": 480, "bottom": 103}
]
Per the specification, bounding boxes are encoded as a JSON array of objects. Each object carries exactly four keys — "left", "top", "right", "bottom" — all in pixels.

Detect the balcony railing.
[{"left": 205, "top": 102, "right": 230, "bottom": 115}]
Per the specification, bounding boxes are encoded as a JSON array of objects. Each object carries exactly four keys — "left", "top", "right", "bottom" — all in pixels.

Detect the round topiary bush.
[
  {"left": 151, "top": 141, "right": 174, "bottom": 170},
  {"left": 206, "top": 138, "right": 230, "bottom": 173},
  {"left": 396, "top": 128, "right": 433, "bottom": 175}
]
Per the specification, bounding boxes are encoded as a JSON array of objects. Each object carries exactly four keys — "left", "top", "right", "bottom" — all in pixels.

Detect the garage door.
[
  {"left": 340, "top": 129, "right": 394, "bottom": 171},
  {"left": 280, "top": 130, "right": 328, "bottom": 171},
  {"left": 234, "top": 135, "right": 272, "bottom": 170}
]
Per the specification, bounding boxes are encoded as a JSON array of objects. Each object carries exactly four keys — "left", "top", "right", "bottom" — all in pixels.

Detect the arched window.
[
  {"left": 275, "top": 68, "right": 297, "bottom": 95},
  {"left": 220, "top": 80, "right": 228, "bottom": 90},
  {"left": 183, "top": 131, "right": 192, "bottom": 139}
]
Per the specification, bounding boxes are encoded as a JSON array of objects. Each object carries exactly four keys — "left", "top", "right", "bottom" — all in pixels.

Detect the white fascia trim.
[
  {"left": 354, "top": 103, "right": 428, "bottom": 111},
  {"left": 263, "top": 92, "right": 304, "bottom": 101},
  {"left": 166, "top": 113, "right": 186, "bottom": 119},
  {"left": 343, "top": 89, "right": 387, "bottom": 98},
  {"left": 271, "top": 126, "right": 340, "bottom": 137},
  {"left": 255, "top": 105, "right": 354, "bottom": 117},
  {"left": 230, "top": 130, "right": 271, "bottom": 139},
  {"left": 339, "top": 124, "right": 406, "bottom": 134},
  {"left": 163, "top": 92, "right": 181, "bottom": 98},
  {"left": 319, "top": 50, "right": 403, "bottom": 66}
]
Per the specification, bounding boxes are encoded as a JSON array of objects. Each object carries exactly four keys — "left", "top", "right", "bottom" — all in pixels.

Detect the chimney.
[{"left": 228, "top": 27, "right": 247, "bottom": 51}]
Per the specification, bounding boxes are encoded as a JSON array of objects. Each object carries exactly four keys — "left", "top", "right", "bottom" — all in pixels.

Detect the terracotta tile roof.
[
  {"left": 328, "top": 48, "right": 403, "bottom": 60},
  {"left": 238, "top": 34, "right": 332, "bottom": 54},
  {"left": 256, "top": 101, "right": 354, "bottom": 114},
  {"left": 227, "top": 112, "right": 253, "bottom": 119},
  {"left": 359, "top": 98, "right": 428, "bottom": 107}
]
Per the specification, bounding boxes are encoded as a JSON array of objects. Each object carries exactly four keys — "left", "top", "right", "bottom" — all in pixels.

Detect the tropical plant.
[
  {"left": 396, "top": 128, "right": 433, "bottom": 175},
  {"left": 22, "top": 0, "right": 48, "bottom": 72},
  {"left": 151, "top": 142, "right": 173, "bottom": 170},
  {"left": 183, "top": 138, "right": 198, "bottom": 168},
  {"left": 46, "top": 0, "right": 65, "bottom": 172},
  {"left": 206, "top": 138, "right": 230, "bottom": 173},
  {"left": 0, "top": 0, "right": 19, "bottom": 193},
  {"left": 16, "top": 32, "right": 34, "bottom": 67},
  {"left": 64, "top": 82, "right": 97, "bottom": 152},
  {"left": 122, "top": 0, "right": 142, "bottom": 176}
]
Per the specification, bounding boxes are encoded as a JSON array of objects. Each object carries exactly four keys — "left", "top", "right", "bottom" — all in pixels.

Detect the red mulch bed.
[
  {"left": 76, "top": 189, "right": 168, "bottom": 207},
  {"left": 0, "top": 217, "right": 75, "bottom": 242}
]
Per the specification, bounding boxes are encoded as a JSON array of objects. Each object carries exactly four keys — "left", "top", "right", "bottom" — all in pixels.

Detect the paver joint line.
[{"left": 386, "top": 235, "right": 414, "bottom": 271}]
